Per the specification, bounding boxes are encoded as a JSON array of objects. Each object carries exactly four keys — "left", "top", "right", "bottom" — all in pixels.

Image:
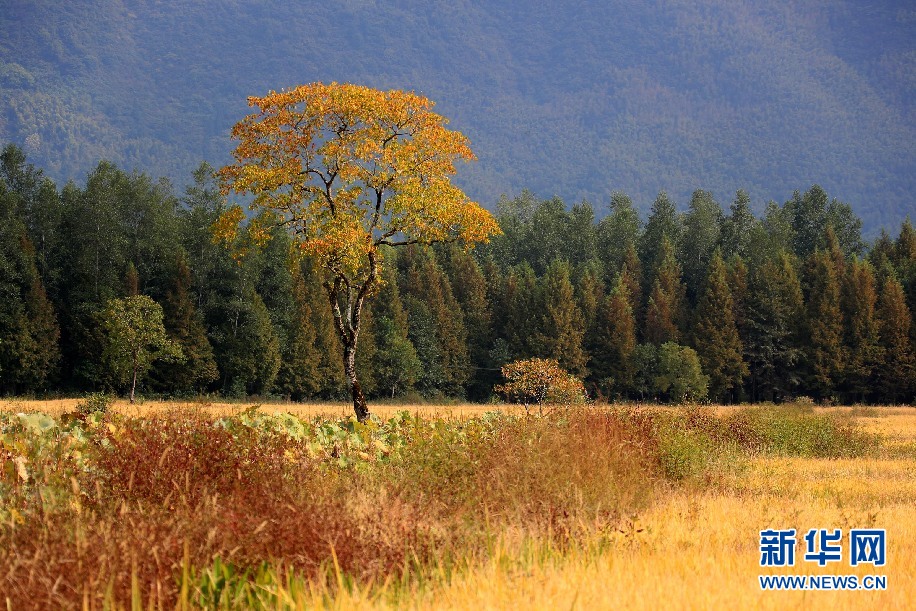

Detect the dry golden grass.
[
  {"left": 3, "top": 400, "right": 913, "bottom": 609},
  {"left": 0, "top": 397, "right": 518, "bottom": 419},
  {"left": 328, "top": 406, "right": 916, "bottom": 610}
]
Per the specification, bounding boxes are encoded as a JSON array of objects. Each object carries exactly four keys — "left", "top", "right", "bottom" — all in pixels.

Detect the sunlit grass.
[{"left": 1, "top": 401, "right": 913, "bottom": 608}]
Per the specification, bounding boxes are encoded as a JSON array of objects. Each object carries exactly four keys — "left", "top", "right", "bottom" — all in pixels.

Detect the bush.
[
  {"left": 75, "top": 392, "right": 112, "bottom": 417},
  {"left": 633, "top": 343, "right": 708, "bottom": 403},
  {"left": 494, "top": 358, "right": 587, "bottom": 413}
]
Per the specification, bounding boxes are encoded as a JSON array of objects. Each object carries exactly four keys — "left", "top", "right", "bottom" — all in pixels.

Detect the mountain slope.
[{"left": 1, "top": 0, "right": 913, "bottom": 233}]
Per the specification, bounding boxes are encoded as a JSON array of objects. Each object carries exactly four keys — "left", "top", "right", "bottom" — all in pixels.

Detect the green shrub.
[{"left": 75, "top": 392, "right": 112, "bottom": 417}]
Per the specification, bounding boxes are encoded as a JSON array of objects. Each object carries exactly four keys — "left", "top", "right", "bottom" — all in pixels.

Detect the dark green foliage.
[
  {"left": 153, "top": 254, "right": 218, "bottom": 393},
  {"left": 679, "top": 189, "right": 723, "bottom": 304},
  {"left": 875, "top": 274, "right": 916, "bottom": 402},
  {"left": 1, "top": 143, "right": 915, "bottom": 405},
  {"left": 535, "top": 260, "right": 588, "bottom": 376},
  {"left": 802, "top": 247, "right": 845, "bottom": 399},
  {"left": 589, "top": 272, "right": 637, "bottom": 398},
  {"left": 644, "top": 236, "right": 687, "bottom": 345},
  {"left": 596, "top": 191, "right": 642, "bottom": 278},
  {"left": 215, "top": 291, "right": 281, "bottom": 397},
  {"left": 0, "top": 168, "right": 60, "bottom": 393},
  {"left": 720, "top": 190, "right": 756, "bottom": 261},
  {"left": 639, "top": 192, "right": 682, "bottom": 284},
  {"left": 691, "top": 251, "right": 748, "bottom": 402},
  {"left": 273, "top": 265, "right": 322, "bottom": 401},
  {"left": 633, "top": 342, "right": 708, "bottom": 403},
  {"left": 744, "top": 253, "right": 804, "bottom": 402},
  {"left": 400, "top": 246, "right": 470, "bottom": 397},
  {"left": 439, "top": 244, "right": 494, "bottom": 400}
]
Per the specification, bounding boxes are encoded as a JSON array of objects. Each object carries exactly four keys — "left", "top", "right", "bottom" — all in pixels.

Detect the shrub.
[
  {"left": 494, "top": 358, "right": 587, "bottom": 413},
  {"left": 75, "top": 392, "right": 112, "bottom": 417}
]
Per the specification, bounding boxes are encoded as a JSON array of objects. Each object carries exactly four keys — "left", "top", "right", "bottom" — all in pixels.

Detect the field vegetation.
[{"left": 2, "top": 400, "right": 912, "bottom": 609}]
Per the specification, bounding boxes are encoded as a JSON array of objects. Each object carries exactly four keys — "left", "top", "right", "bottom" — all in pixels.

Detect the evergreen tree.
[
  {"left": 575, "top": 260, "right": 605, "bottom": 342},
  {"left": 400, "top": 246, "right": 470, "bottom": 397},
  {"left": 154, "top": 253, "right": 218, "bottom": 393},
  {"left": 679, "top": 189, "right": 723, "bottom": 304},
  {"left": 644, "top": 236, "right": 687, "bottom": 345},
  {"left": 875, "top": 274, "right": 915, "bottom": 403},
  {"left": 841, "top": 258, "right": 881, "bottom": 402},
  {"left": 274, "top": 264, "right": 322, "bottom": 400},
  {"left": 596, "top": 191, "right": 642, "bottom": 278},
  {"left": 0, "top": 208, "right": 60, "bottom": 394},
  {"left": 440, "top": 244, "right": 493, "bottom": 399},
  {"left": 745, "top": 253, "right": 804, "bottom": 401},
  {"left": 535, "top": 260, "right": 587, "bottom": 376},
  {"left": 371, "top": 262, "right": 422, "bottom": 398},
  {"left": 502, "top": 263, "right": 540, "bottom": 359},
  {"left": 788, "top": 185, "right": 829, "bottom": 259},
  {"left": 639, "top": 191, "right": 681, "bottom": 284},
  {"left": 217, "top": 290, "right": 281, "bottom": 397},
  {"left": 894, "top": 218, "right": 916, "bottom": 316},
  {"left": 802, "top": 248, "right": 845, "bottom": 399},
  {"left": 690, "top": 251, "right": 748, "bottom": 402},
  {"left": 621, "top": 244, "right": 643, "bottom": 320},
  {"left": 590, "top": 272, "right": 637, "bottom": 399},
  {"left": 720, "top": 190, "right": 756, "bottom": 261}
]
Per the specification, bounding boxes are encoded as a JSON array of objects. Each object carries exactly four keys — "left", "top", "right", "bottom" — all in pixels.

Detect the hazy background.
[{"left": 1, "top": 0, "right": 913, "bottom": 233}]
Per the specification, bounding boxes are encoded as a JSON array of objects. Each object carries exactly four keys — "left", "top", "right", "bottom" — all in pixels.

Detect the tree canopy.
[{"left": 217, "top": 83, "right": 500, "bottom": 420}]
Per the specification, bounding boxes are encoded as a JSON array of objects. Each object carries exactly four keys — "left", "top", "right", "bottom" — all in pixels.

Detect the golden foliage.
[{"left": 217, "top": 82, "right": 500, "bottom": 275}]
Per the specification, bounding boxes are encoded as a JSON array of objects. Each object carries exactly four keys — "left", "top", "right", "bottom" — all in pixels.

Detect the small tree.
[
  {"left": 495, "top": 357, "right": 586, "bottom": 414},
  {"left": 101, "top": 295, "right": 182, "bottom": 403},
  {"left": 218, "top": 82, "right": 499, "bottom": 421}
]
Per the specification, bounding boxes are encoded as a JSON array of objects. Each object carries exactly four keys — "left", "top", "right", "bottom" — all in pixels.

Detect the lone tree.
[
  {"left": 101, "top": 295, "right": 182, "bottom": 403},
  {"left": 218, "top": 83, "right": 499, "bottom": 421}
]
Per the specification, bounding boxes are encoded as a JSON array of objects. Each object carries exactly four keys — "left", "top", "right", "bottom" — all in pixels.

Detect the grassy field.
[{"left": 1, "top": 399, "right": 913, "bottom": 609}]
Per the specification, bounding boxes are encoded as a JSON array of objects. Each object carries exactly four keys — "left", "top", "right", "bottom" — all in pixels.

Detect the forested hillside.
[
  {"left": 1, "top": 0, "right": 913, "bottom": 233},
  {"left": 3, "top": 145, "right": 915, "bottom": 404}
]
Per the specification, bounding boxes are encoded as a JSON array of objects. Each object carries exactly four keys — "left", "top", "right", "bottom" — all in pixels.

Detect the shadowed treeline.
[{"left": 1, "top": 144, "right": 915, "bottom": 404}]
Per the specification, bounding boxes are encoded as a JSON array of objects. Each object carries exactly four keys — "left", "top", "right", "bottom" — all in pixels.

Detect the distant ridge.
[{"left": 1, "top": 0, "right": 913, "bottom": 233}]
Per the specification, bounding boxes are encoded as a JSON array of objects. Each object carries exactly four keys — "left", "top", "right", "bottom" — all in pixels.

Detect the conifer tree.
[
  {"left": 679, "top": 189, "right": 723, "bottom": 304},
  {"left": 371, "top": 262, "right": 421, "bottom": 398},
  {"left": 400, "top": 246, "right": 470, "bottom": 396},
  {"left": 803, "top": 248, "right": 845, "bottom": 399},
  {"left": 639, "top": 191, "right": 681, "bottom": 285},
  {"left": 535, "top": 260, "right": 588, "bottom": 376},
  {"left": 274, "top": 264, "right": 322, "bottom": 400},
  {"left": 720, "top": 190, "right": 756, "bottom": 260},
  {"left": 841, "top": 258, "right": 881, "bottom": 401},
  {"left": 621, "top": 244, "right": 643, "bottom": 319},
  {"left": 691, "top": 251, "right": 748, "bottom": 402},
  {"left": 440, "top": 244, "right": 493, "bottom": 399},
  {"left": 894, "top": 218, "right": 916, "bottom": 315},
  {"left": 0, "top": 182, "right": 60, "bottom": 393},
  {"left": 875, "top": 274, "right": 916, "bottom": 403},
  {"left": 745, "top": 252, "right": 804, "bottom": 401},
  {"left": 502, "top": 263, "right": 540, "bottom": 359},
  {"left": 596, "top": 191, "right": 642, "bottom": 277},
  {"left": 644, "top": 236, "right": 687, "bottom": 345},
  {"left": 155, "top": 254, "right": 218, "bottom": 393},
  {"left": 590, "top": 272, "right": 637, "bottom": 398},
  {"left": 218, "top": 291, "right": 281, "bottom": 397},
  {"left": 576, "top": 260, "right": 605, "bottom": 341}
]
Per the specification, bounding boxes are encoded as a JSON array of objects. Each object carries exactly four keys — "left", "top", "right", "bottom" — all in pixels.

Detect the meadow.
[{"left": 1, "top": 399, "right": 913, "bottom": 609}]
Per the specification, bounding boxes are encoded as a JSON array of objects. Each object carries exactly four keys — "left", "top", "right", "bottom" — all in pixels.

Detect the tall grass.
[{"left": 0, "top": 405, "right": 877, "bottom": 608}]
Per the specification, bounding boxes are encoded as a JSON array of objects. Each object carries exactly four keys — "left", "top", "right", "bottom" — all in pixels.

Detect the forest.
[{"left": 1, "top": 143, "right": 915, "bottom": 405}]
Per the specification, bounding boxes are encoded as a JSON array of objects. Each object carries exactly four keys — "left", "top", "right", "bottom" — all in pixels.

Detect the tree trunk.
[
  {"left": 344, "top": 342, "right": 370, "bottom": 422},
  {"left": 130, "top": 367, "right": 137, "bottom": 404}
]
